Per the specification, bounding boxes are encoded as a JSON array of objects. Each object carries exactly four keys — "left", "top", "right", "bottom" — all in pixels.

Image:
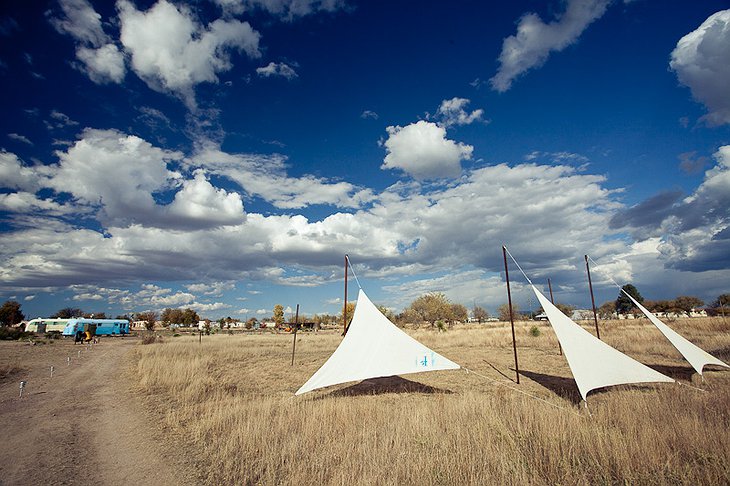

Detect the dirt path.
[{"left": 0, "top": 339, "right": 199, "bottom": 486}]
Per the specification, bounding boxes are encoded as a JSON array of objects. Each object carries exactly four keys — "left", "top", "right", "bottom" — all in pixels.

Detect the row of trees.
[
  {"left": 2, "top": 289, "right": 728, "bottom": 330},
  {"left": 606, "top": 284, "right": 718, "bottom": 317},
  {"left": 160, "top": 308, "right": 200, "bottom": 326}
]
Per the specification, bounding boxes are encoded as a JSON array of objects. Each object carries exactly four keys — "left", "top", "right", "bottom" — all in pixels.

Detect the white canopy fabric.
[
  {"left": 295, "top": 289, "right": 460, "bottom": 395},
  {"left": 532, "top": 285, "right": 674, "bottom": 401},
  {"left": 625, "top": 293, "right": 729, "bottom": 375}
]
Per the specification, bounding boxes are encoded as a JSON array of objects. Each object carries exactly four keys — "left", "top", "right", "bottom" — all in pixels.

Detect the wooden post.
[
  {"left": 548, "top": 278, "right": 562, "bottom": 355},
  {"left": 343, "top": 255, "right": 349, "bottom": 336},
  {"left": 290, "top": 304, "right": 299, "bottom": 366},
  {"left": 503, "top": 246, "right": 519, "bottom": 384},
  {"left": 585, "top": 255, "right": 601, "bottom": 340}
]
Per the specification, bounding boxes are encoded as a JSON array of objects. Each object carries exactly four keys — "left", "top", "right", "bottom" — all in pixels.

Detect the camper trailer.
[
  {"left": 62, "top": 318, "right": 130, "bottom": 341},
  {"left": 25, "top": 318, "right": 70, "bottom": 333}
]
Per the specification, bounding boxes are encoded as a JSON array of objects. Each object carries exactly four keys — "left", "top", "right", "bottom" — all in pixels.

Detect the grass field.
[{"left": 130, "top": 318, "right": 730, "bottom": 485}]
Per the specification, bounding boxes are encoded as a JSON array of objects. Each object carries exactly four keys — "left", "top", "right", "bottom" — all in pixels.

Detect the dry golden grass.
[{"left": 130, "top": 318, "right": 730, "bottom": 485}]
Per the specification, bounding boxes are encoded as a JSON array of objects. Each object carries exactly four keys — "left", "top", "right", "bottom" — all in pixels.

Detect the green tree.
[
  {"left": 615, "top": 284, "right": 643, "bottom": 315},
  {"left": 273, "top": 304, "right": 285, "bottom": 328},
  {"left": 407, "top": 292, "right": 454, "bottom": 326},
  {"left": 450, "top": 303, "right": 468, "bottom": 323},
  {"left": 53, "top": 307, "right": 83, "bottom": 318},
  {"left": 182, "top": 308, "right": 199, "bottom": 326},
  {"left": 647, "top": 300, "right": 672, "bottom": 313},
  {"left": 555, "top": 303, "right": 576, "bottom": 318},
  {"left": 597, "top": 301, "right": 616, "bottom": 319},
  {"left": 497, "top": 303, "right": 520, "bottom": 321},
  {"left": 340, "top": 302, "right": 356, "bottom": 328},
  {"left": 709, "top": 293, "right": 729, "bottom": 318},
  {"left": 0, "top": 300, "right": 24, "bottom": 326},
  {"left": 161, "top": 308, "right": 179, "bottom": 326},
  {"left": 673, "top": 296, "right": 704, "bottom": 315},
  {"left": 376, "top": 305, "right": 395, "bottom": 321},
  {"left": 712, "top": 293, "right": 729, "bottom": 308},
  {"left": 136, "top": 311, "right": 157, "bottom": 331},
  {"left": 472, "top": 305, "right": 489, "bottom": 323}
]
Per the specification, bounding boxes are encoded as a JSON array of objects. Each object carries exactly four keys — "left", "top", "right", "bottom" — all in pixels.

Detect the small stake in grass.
[
  {"left": 19, "top": 381, "right": 26, "bottom": 398},
  {"left": 78, "top": 350, "right": 81, "bottom": 358},
  {"left": 67, "top": 356, "right": 71, "bottom": 366},
  {"left": 50, "top": 365, "right": 54, "bottom": 378}
]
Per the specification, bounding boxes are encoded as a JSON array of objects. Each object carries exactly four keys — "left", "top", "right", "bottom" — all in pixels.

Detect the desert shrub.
[
  {"left": 529, "top": 325, "right": 541, "bottom": 337},
  {"left": 436, "top": 320, "right": 446, "bottom": 332},
  {"left": 0, "top": 327, "right": 33, "bottom": 340},
  {"left": 0, "top": 364, "right": 24, "bottom": 381},
  {"left": 141, "top": 334, "right": 157, "bottom": 345},
  {"left": 173, "top": 333, "right": 181, "bottom": 337}
]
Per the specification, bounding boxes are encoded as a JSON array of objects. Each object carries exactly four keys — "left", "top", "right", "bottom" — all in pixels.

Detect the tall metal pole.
[
  {"left": 290, "top": 304, "right": 299, "bottom": 366},
  {"left": 585, "top": 255, "right": 601, "bottom": 340},
  {"left": 548, "top": 278, "right": 562, "bottom": 355},
  {"left": 343, "top": 255, "right": 349, "bottom": 336},
  {"left": 720, "top": 295, "right": 727, "bottom": 325},
  {"left": 503, "top": 246, "right": 519, "bottom": 384}
]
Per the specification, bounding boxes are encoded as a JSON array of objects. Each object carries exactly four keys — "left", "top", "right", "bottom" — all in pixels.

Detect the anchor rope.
[{"left": 346, "top": 255, "right": 363, "bottom": 290}]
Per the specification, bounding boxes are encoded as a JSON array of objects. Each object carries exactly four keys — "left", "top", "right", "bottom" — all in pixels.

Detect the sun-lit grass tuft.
[{"left": 130, "top": 317, "right": 730, "bottom": 485}]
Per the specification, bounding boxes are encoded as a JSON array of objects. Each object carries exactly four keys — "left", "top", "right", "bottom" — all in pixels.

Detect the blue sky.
[{"left": 1, "top": 0, "right": 729, "bottom": 321}]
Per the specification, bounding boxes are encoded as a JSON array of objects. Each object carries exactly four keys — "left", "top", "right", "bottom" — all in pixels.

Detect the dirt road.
[{"left": 0, "top": 338, "right": 199, "bottom": 486}]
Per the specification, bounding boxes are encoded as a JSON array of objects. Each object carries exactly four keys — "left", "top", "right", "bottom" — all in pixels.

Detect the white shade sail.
[
  {"left": 296, "top": 289, "right": 460, "bottom": 395},
  {"left": 625, "top": 293, "right": 729, "bottom": 375},
  {"left": 532, "top": 285, "right": 674, "bottom": 401}
]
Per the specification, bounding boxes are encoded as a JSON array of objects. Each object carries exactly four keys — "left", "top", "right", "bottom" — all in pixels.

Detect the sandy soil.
[{"left": 0, "top": 337, "right": 200, "bottom": 486}]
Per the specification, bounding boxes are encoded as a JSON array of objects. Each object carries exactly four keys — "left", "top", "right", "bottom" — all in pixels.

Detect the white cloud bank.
[
  {"left": 256, "top": 61, "right": 298, "bottom": 79},
  {"left": 670, "top": 9, "right": 730, "bottom": 126},
  {"left": 193, "top": 146, "right": 374, "bottom": 209},
  {"left": 491, "top": 0, "right": 611, "bottom": 92},
  {"left": 212, "top": 0, "right": 347, "bottom": 20},
  {"left": 610, "top": 146, "right": 730, "bottom": 272},
  {"left": 2, "top": 129, "right": 728, "bottom": 311}
]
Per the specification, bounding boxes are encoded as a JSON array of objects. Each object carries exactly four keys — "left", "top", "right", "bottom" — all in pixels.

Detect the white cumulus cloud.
[
  {"left": 435, "top": 97, "right": 484, "bottom": 128},
  {"left": 490, "top": 0, "right": 611, "bottom": 92},
  {"left": 49, "top": 128, "right": 181, "bottom": 226},
  {"left": 381, "top": 120, "right": 473, "bottom": 180},
  {"left": 51, "top": 0, "right": 126, "bottom": 84},
  {"left": 76, "top": 43, "right": 126, "bottom": 84},
  {"left": 0, "top": 151, "right": 44, "bottom": 192},
  {"left": 670, "top": 10, "right": 730, "bottom": 126},
  {"left": 166, "top": 170, "right": 245, "bottom": 228},
  {"left": 118, "top": 0, "right": 261, "bottom": 110}
]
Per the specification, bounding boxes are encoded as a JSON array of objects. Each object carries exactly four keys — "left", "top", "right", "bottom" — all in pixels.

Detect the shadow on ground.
[
  {"left": 645, "top": 363, "right": 695, "bottom": 381},
  {"left": 710, "top": 345, "right": 730, "bottom": 362},
  {"left": 517, "top": 369, "right": 583, "bottom": 404},
  {"left": 325, "top": 376, "right": 453, "bottom": 397}
]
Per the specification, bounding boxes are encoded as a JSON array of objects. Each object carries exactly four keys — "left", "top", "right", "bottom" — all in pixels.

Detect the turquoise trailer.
[{"left": 62, "top": 318, "right": 130, "bottom": 340}]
